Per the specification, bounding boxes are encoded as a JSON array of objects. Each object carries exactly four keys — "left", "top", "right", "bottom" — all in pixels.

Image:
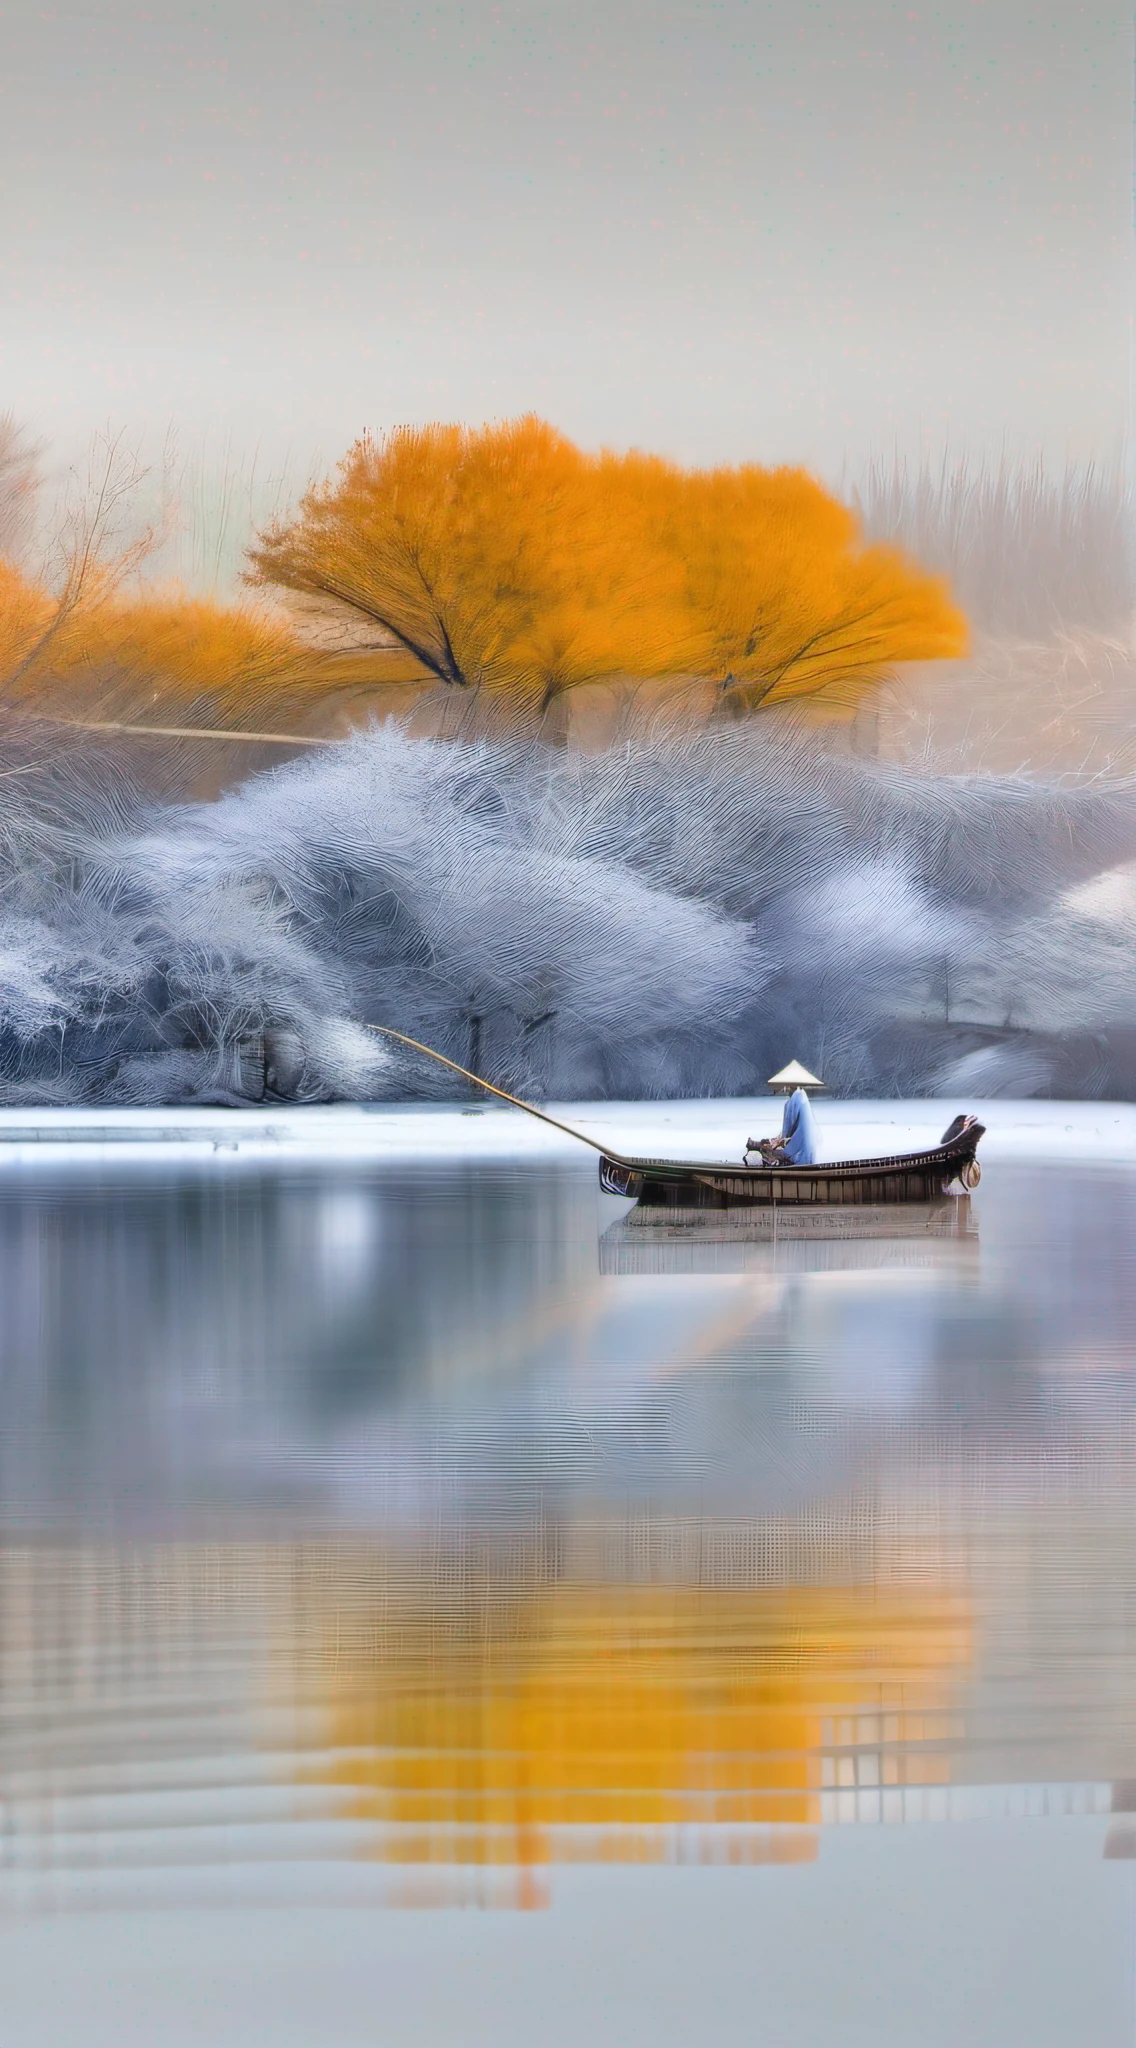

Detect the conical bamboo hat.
[{"left": 766, "top": 1060, "right": 825, "bottom": 1091}]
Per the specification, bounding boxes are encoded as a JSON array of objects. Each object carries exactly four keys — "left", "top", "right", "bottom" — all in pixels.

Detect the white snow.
[{"left": 0, "top": 1097, "right": 1130, "bottom": 1170}]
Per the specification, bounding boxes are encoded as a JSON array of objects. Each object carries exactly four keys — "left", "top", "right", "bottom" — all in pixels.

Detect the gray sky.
[{"left": 1, "top": 1, "right": 1131, "bottom": 480}]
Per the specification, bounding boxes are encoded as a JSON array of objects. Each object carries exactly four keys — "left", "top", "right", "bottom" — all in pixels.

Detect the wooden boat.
[
  {"left": 360, "top": 1027, "right": 984, "bottom": 1213},
  {"left": 598, "top": 1114, "right": 985, "bottom": 1210}
]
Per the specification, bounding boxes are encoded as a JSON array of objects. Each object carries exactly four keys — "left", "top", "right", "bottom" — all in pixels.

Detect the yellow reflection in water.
[
  {"left": 294, "top": 1565, "right": 972, "bottom": 1906},
  {"left": 0, "top": 1543, "right": 973, "bottom": 1913}
]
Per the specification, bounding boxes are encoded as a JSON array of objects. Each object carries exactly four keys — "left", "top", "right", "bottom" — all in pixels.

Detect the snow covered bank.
[{"left": 0, "top": 1097, "right": 1131, "bottom": 1171}]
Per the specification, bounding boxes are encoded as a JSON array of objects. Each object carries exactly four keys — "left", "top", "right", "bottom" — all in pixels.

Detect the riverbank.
[{"left": 0, "top": 1097, "right": 1131, "bottom": 1169}]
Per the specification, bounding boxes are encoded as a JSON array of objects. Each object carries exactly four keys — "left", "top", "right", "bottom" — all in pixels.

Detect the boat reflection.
[{"left": 600, "top": 1196, "right": 978, "bottom": 1275}]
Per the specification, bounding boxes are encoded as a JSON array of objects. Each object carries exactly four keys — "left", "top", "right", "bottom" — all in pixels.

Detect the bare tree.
[{"left": 5, "top": 429, "right": 155, "bottom": 694}]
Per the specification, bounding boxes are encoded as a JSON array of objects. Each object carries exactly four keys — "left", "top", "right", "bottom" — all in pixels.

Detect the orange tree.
[
  {"left": 248, "top": 416, "right": 968, "bottom": 719},
  {"left": 0, "top": 552, "right": 396, "bottom": 744},
  {"left": 0, "top": 558, "right": 320, "bottom": 732},
  {"left": 0, "top": 428, "right": 377, "bottom": 742}
]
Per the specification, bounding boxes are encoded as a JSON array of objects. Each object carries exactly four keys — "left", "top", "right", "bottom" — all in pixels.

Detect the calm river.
[{"left": 0, "top": 1102, "right": 1133, "bottom": 2046}]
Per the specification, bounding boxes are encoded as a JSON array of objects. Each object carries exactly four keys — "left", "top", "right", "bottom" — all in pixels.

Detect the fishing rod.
[{"left": 361, "top": 1023, "right": 625, "bottom": 1161}]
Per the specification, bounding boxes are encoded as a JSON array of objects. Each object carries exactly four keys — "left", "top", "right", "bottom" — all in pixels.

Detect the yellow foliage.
[
  {"left": 0, "top": 559, "right": 410, "bottom": 735},
  {"left": 0, "top": 561, "right": 281, "bottom": 720},
  {"left": 66, "top": 590, "right": 312, "bottom": 723},
  {"left": 249, "top": 416, "right": 968, "bottom": 715},
  {"left": 0, "top": 558, "right": 62, "bottom": 685},
  {"left": 2, "top": 416, "right": 967, "bottom": 742},
  {"left": 657, "top": 463, "right": 969, "bottom": 708}
]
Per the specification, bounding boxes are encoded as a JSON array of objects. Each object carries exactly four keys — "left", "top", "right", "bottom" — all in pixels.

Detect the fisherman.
[{"left": 744, "top": 1062, "right": 823, "bottom": 1167}]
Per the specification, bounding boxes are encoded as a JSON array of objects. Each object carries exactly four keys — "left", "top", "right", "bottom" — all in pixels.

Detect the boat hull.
[{"left": 598, "top": 1123, "right": 984, "bottom": 1209}]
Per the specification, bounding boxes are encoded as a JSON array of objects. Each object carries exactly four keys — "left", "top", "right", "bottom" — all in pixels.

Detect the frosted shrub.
[{"left": 0, "top": 721, "right": 1134, "bottom": 1104}]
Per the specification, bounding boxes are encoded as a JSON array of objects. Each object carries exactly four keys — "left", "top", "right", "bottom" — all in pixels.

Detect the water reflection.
[
  {"left": 0, "top": 1152, "right": 1134, "bottom": 1915},
  {"left": 296, "top": 1563, "right": 974, "bottom": 1909}
]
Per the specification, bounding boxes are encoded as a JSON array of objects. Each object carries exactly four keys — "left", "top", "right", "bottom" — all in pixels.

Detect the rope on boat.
[{"left": 361, "top": 1023, "right": 619, "bottom": 1159}]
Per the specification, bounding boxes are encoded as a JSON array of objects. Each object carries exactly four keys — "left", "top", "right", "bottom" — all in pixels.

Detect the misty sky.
[{"left": 2, "top": 1, "right": 1131, "bottom": 478}]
